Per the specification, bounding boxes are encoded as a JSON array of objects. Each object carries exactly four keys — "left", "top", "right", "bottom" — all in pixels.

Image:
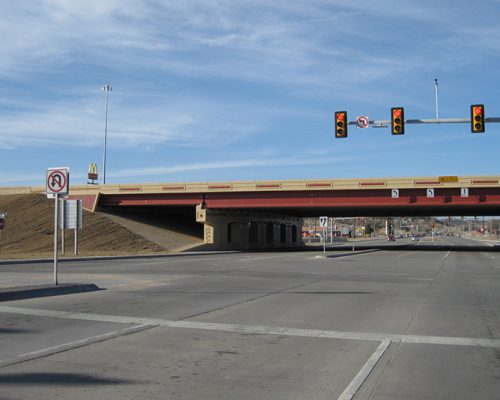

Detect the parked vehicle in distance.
[{"left": 387, "top": 235, "right": 396, "bottom": 241}]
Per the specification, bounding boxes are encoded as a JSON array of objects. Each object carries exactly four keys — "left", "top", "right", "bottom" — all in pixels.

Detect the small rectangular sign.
[
  {"left": 439, "top": 176, "right": 458, "bottom": 183},
  {"left": 59, "top": 199, "right": 82, "bottom": 229}
]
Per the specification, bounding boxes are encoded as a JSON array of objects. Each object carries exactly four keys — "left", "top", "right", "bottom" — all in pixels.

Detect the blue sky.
[{"left": 1, "top": 0, "right": 499, "bottom": 186}]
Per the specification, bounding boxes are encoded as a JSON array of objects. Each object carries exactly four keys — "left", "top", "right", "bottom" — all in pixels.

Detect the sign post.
[
  {"left": 46, "top": 167, "right": 70, "bottom": 286},
  {"left": 0, "top": 213, "right": 6, "bottom": 258},
  {"left": 60, "top": 198, "right": 65, "bottom": 255},
  {"left": 319, "top": 216, "right": 328, "bottom": 256}
]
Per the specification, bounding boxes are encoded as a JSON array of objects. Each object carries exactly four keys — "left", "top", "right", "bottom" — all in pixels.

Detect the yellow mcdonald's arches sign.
[{"left": 88, "top": 163, "right": 98, "bottom": 180}]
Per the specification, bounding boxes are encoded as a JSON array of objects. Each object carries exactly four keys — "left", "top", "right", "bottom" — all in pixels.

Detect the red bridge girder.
[{"left": 97, "top": 187, "right": 500, "bottom": 217}]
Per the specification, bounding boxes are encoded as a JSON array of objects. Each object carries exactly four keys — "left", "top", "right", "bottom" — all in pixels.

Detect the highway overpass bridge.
[{"left": 4, "top": 175, "right": 500, "bottom": 250}]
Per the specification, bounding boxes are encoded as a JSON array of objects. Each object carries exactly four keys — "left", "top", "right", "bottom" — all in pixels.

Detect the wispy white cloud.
[
  {"left": 0, "top": 89, "right": 280, "bottom": 149},
  {"left": 109, "top": 154, "right": 355, "bottom": 179},
  {"left": 0, "top": 153, "right": 354, "bottom": 184},
  {"left": 2, "top": 0, "right": 494, "bottom": 87},
  {"left": 1, "top": 0, "right": 499, "bottom": 187}
]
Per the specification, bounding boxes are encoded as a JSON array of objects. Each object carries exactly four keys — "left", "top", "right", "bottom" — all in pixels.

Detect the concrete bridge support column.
[{"left": 196, "top": 205, "right": 303, "bottom": 250}]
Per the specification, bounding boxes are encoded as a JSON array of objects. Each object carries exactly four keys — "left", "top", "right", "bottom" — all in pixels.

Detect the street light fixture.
[{"left": 102, "top": 83, "right": 112, "bottom": 184}]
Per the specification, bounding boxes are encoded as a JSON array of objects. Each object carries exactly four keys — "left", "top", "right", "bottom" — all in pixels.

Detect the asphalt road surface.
[{"left": 0, "top": 236, "right": 499, "bottom": 399}]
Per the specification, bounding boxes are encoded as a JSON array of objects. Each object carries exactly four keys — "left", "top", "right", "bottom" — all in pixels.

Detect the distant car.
[
  {"left": 411, "top": 235, "right": 419, "bottom": 242},
  {"left": 387, "top": 235, "right": 396, "bottom": 241}
]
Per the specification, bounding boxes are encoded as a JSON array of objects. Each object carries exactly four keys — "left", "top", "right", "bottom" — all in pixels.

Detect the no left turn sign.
[{"left": 46, "top": 167, "right": 70, "bottom": 195}]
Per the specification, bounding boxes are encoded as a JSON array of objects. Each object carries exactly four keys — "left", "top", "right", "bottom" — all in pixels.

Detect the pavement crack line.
[
  {"left": 177, "top": 279, "right": 323, "bottom": 321},
  {"left": 0, "top": 323, "right": 156, "bottom": 369},
  {"left": 402, "top": 250, "right": 450, "bottom": 336},
  {"left": 363, "top": 250, "right": 453, "bottom": 399}
]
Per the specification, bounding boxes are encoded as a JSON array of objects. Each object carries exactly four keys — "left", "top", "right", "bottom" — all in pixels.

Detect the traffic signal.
[
  {"left": 391, "top": 107, "right": 405, "bottom": 135},
  {"left": 335, "top": 111, "right": 348, "bottom": 138},
  {"left": 470, "top": 104, "right": 485, "bottom": 133}
]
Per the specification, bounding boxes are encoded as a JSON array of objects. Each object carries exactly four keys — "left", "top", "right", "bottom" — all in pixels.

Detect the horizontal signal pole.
[{"left": 348, "top": 117, "right": 500, "bottom": 127}]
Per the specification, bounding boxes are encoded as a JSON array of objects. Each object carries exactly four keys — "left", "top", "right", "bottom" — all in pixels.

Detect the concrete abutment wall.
[{"left": 196, "top": 205, "right": 303, "bottom": 250}]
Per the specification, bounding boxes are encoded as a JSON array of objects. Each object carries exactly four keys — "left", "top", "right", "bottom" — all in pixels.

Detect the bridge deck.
[{"left": 3, "top": 176, "right": 500, "bottom": 216}]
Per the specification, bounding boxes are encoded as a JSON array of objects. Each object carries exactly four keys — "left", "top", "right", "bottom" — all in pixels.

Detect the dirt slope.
[{"left": 0, "top": 193, "right": 200, "bottom": 259}]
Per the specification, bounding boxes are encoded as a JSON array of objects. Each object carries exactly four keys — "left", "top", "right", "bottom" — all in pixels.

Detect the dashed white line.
[
  {"left": 398, "top": 251, "right": 416, "bottom": 258},
  {"left": 408, "top": 278, "right": 433, "bottom": 281}
]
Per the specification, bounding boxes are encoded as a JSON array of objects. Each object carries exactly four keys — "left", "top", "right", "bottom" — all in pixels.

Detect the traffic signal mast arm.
[
  {"left": 337, "top": 103, "right": 498, "bottom": 136},
  {"left": 347, "top": 117, "right": 500, "bottom": 127}
]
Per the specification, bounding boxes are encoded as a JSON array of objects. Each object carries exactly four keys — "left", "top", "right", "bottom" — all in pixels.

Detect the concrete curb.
[
  {"left": 0, "top": 283, "right": 102, "bottom": 302},
  {"left": 0, "top": 250, "right": 241, "bottom": 266}
]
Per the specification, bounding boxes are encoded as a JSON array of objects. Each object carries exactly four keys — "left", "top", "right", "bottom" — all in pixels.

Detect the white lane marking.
[
  {"left": 444, "top": 251, "right": 450, "bottom": 259},
  {"left": 1, "top": 306, "right": 499, "bottom": 348},
  {"left": 0, "top": 323, "right": 155, "bottom": 369},
  {"left": 408, "top": 278, "right": 433, "bottom": 281},
  {"left": 239, "top": 254, "right": 293, "bottom": 262},
  {"left": 398, "top": 251, "right": 416, "bottom": 258},
  {"left": 337, "top": 339, "right": 391, "bottom": 400}
]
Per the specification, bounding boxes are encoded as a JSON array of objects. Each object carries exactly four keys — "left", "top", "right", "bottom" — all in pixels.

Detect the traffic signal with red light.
[
  {"left": 391, "top": 107, "right": 405, "bottom": 135},
  {"left": 470, "top": 104, "right": 485, "bottom": 133},
  {"left": 335, "top": 111, "right": 348, "bottom": 138}
]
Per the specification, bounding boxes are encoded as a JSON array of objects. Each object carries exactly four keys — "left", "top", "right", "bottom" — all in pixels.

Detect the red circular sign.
[
  {"left": 356, "top": 116, "right": 369, "bottom": 128},
  {"left": 47, "top": 170, "right": 67, "bottom": 193}
]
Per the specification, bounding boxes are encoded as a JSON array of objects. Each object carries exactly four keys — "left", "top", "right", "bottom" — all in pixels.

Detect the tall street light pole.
[{"left": 102, "top": 83, "right": 112, "bottom": 185}]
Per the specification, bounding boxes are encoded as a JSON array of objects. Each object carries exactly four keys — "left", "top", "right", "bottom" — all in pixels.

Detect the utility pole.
[
  {"left": 102, "top": 83, "right": 112, "bottom": 185},
  {"left": 435, "top": 78, "right": 439, "bottom": 120}
]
